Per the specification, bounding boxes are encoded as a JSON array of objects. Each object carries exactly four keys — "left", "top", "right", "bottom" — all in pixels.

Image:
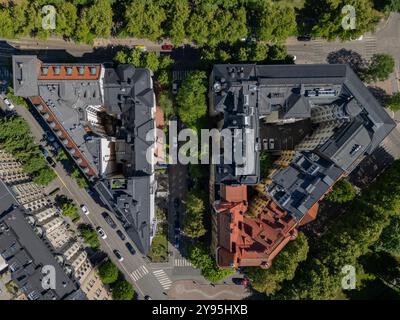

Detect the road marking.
[
  {"left": 174, "top": 258, "right": 193, "bottom": 267},
  {"left": 153, "top": 270, "right": 172, "bottom": 290},
  {"left": 130, "top": 265, "right": 149, "bottom": 281}
]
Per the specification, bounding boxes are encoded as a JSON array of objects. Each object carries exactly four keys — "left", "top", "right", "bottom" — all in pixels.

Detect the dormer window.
[
  {"left": 53, "top": 66, "right": 61, "bottom": 75},
  {"left": 90, "top": 67, "right": 97, "bottom": 76},
  {"left": 78, "top": 66, "right": 85, "bottom": 75},
  {"left": 41, "top": 67, "right": 48, "bottom": 76},
  {"left": 66, "top": 67, "right": 73, "bottom": 76}
]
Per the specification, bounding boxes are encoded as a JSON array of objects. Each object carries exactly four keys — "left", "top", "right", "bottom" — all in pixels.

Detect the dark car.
[
  {"left": 125, "top": 242, "right": 136, "bottom": 255},
  {"left": 232, "top": 278, "right": 247, "bottom": 286},
  {"left": 173, "top": 198, "right": 180, "bottom": 209},
  {"left": 174, "top": 221, "right": 180, "bottom": 234},
  {"left": 113, "top": 249, "right": 124, "bottom": 262},
  {"left": 161, "top": 44, "right": 174, "bottom": 51},
  {"left": 46, "top": 156, "right": 56, "bottom": 167},
  {"left": 116, "top": 229, "right": 126, "bottom": 241},
  {"left": 101, "top": 212, "right": 117, "bottom": 229},
  {"left": 297, "top": 35, "right": 312, "bottom": 41},
  {"left": 174, "top": 234, "right": 180, "bottom": 249}
]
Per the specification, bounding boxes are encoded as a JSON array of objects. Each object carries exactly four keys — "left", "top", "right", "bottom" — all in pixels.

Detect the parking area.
[{"left": 260, "top": 118, "right": 312, "bottom": 151}]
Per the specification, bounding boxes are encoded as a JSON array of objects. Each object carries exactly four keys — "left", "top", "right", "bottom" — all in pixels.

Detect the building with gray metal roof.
[{"left": 12, "top": 55, "right": 157, "bottom": 254}]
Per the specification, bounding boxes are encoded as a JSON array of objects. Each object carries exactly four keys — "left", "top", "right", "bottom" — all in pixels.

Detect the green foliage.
[
  {"left": 252, "top": 0, "right": 297, "bottom": 42},
  {"left": 0, "top": 116, "right": 55, "bottom": 185},
  {"left": 55, "top": 2, "right": 78, "bottom": 38},
  {"left": 111, "top": 279, "right": 135, "bottom": 300},
  {"left": 176, "top": 71, "right": 207, "bottom": 128},
  {"left": 158, "top": 92, "right": 174, "bottom": 120},
  {"left": 124, "top": 0, "right": 167, "bottom": 41},
  {"left": 80, "top": 225, "right": 100, "bottom": 249},
  {"left": 386, "top": 92, "right": 400, "bottom": 112},
  {"left": 363, "top": 54, "right": 395, "bottom": 83},
  {"left": 374, "top": 0, "right": 400, "bottom": 12},
  {"left": 71, "top": 167, "right": 89, "bottom": 189},
  {"left": 302, "top": 0, "right": 380, "bottom": 41},
  {"left": 57, "top": 196, "right": 80, "bottom": 222},
  {"left": 325, "top": 179, "right": 356, "bottom": 204},
  {"left": 260, "top": 151, "right": 273, "bottom": 178},
  {"left": 374, "top": 215, "right": 400, "bottom": 256},
  {"left": 245, "top": 233, "right": 309, "bottom": 295},
  {"left": 183, "top": 191, "right": 206, "bottom": 239},
  {"left": 99, "top": 260, "right": 119, "bottom": 284},
  {"left": 274, "top": 159, "right": 400, "bottom": 300},
  {"left": 188, "top": 243, "right": 235, "bottom": 282},
  {"left": 166, "top": 0, "right": 190, "bottom": 45},
  {"left": 84, "top": 0, "right": 113, "bottom": 38}
]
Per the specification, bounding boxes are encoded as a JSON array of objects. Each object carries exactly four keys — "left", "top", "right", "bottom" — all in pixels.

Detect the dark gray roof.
[
  {"left": 0, "top": 179, "right": 18, "bottom": 214},
  {"left": 12, "top": 55, "right": 39, "bottom": 97},
  {"left": 283, "top": 94, "right": 311, "bottom": 119},
  {"left": 268, "top": 151, "right": 344, "bottom": 221},
  {"left": 0, "top": 205, "right": 80, "bottom": 300}
]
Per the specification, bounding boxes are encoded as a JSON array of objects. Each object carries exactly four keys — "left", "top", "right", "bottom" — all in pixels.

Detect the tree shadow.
[
  {"left": 367, "top": 86, "right": 389, "bottom": 106},
  {"left": 327, "top": 49, "right": 367, "bottom": 76}
]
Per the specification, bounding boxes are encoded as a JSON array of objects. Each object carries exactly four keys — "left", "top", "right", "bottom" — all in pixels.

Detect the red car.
[{"left": 161, "top": 44, "right": 174, "bottom": 51}]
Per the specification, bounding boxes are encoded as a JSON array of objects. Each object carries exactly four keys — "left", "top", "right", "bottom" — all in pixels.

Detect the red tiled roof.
[
  {"left": 38, "top": 64, "right": 101, "bottom": 80},
  {"left": 221, "top": 185, "right": 247, "bottom": 203}
]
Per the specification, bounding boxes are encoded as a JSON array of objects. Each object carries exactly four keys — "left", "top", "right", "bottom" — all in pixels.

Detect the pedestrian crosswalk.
[
  {"left": 153, "top": 269, "right": 172, "bottom": 290},
  {"left": 174, "top": 258, "right": 193, "bottom": 267},
  {"left": 312, "top": 40, "right": 324, "bottom": 63},
  {"left": 130, "top": 265, "right": 149, "bottom": 281},
  {"left": 364, "top": 36, "right": 377, "bottom": 62}
]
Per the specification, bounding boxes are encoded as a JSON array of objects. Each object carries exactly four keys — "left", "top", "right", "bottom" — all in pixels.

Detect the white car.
[
  {"left": 172, "top": 82, "right": 178, "bottom": 95},
  {"left": 80, "top": 205, "right": 89, "bottom": 215},
  {"left": 96, "top": 227, "right": 107, "bottom": 240},
  {"left": 3, "top": 98, "right": 15, "bottom": 110}
]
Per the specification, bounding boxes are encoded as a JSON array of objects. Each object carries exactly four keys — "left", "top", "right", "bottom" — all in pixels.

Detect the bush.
[
  {"left": 79, "top": 225, "right": 100, "bottom": 249},
  {"left": 111, "top": 279, "right": 134, "bottom": 300},
  {"left": 188, "top": 244, "right": 234, "bottom": 283},
  {"left": 99, "top": 260, "right": 119, "bottom": 284}
]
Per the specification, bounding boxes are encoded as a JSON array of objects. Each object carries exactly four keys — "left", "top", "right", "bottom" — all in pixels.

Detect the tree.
[
  {"left": 114, "top": 50, "right": 128, "bottom": 64},
  {"left": 99, "top": 260, "right": 119, "bottom": 284},
  {"left": 385, "top": 92, "right": 400, "bottom": 112},
  {"left": 33, "top": 167, "right": 57, "bottom": 186},
  {"left": 71, "top": 167, "right": 89, "bottom": 189},
  {"left": 166, "top": 0, "right": 190, "bottom": 45},
  {"left": 176, "top": 71, "right": 207, "bottom": 128},
  {"left": 79, "top": 225, "right": 100, "bottom": 249},
  {"left": 325, "top": 179, "right": 356, "bottom": 204},
  {"left": 158, "top": 92, "right": 174, "bottom": 120},
  {"left": 182, "top": 191, "right": 206, "bottom": 239},
  {"left": 59, "top": 199, "right": 80, "bottom": 222},
  {"left": 124, "top": 0, "right": 167, "bottom": 41},
  {"left": 188, "top": 244, "right": 235, "bottom": 282},
  {"left": 0, "top": 7, "right": 15, "bottom": 39},
  {"left": 363, "top": 54, "right": 395, "bottom": 83},
  {"left": 245, "top": 233, "right": 309, "bottom": 295},
  {"left": 73, "top": 10, "right": 94, "bottom": 44},
  {"left": 252, "top": 1, "right": 296, "bottom": 42},
  {"left": 55, "top": 2, "right": 78, "bottom": 38},
  {"left": 374, "top": 215, "right": 400, "bottom": 256},
  {"left": 303, "top": 0, "right": 380, "bottom": 41},
  {"left": 143, "top": 52, "right": 160, "bottom": 72},
  {"left": 260, "top": 151, "right": 273, "bottom": 178},
  {"left": 111, "top": 279, "right": 134, "bottom": 300},
  {"left": 85, "top": 0, "right": 113, "bottom": 38}
]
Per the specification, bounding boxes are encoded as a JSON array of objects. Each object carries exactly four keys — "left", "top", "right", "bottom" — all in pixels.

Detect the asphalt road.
[{"left": 7, "top": 100, "right": 169, "bottom": 300}]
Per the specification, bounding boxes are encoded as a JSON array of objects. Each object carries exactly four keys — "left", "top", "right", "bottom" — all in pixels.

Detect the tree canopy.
[
  {"left": 111, "top": 279, "right": 135, "bottom": 300},
  {"left": 182, "top": 191, "right": 206, "bottom": 239},
  {"left": 99, "top": 260, "right": 119, "bottom": 284},
  {"left": 176, "top": 71, "right": 208, "bottom": 128},
  {"left": 79, "top": 224, "right": 100, "bottom": 249},
  {"left": 363, "top": 54, "right": 395, "bottom": 83},
  {"left": 325, "top": 179, "right": 356, "bottom": 204}
]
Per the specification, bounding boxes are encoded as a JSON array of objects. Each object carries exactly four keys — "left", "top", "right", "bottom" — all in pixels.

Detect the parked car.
[
  {"left": 297, "top": 35, "right": 312, "bottom": 41},
  {"left": 39, "top": 145, "right": 50, "bottom": 158},
  {"left": 102, "top": 212, "right": 117, "bottom": 229},
  {"left": 113, "top": 249, "right": 124, "bottom": 262},
  {"left": 174, "top": 234, "right": 180, "bottom": 249},
  {"left": 116, "top": 229, "right": 126, "bottom": 241},
  {"left": 125, "top": 242, "right": 136, "bottom": 255},
  {"left": 133, "top": 45, "right": 147, "bottom": 52},
  {"left": 3, "top": 97, "right": 15, "bottom": 110},
  {"left": 80, "top": 205, "right": 89, "bottom": 215},
  {"left": 172, "top": 82, "right": 178, "bottom": 95},
  {"left": 45, "top": 131, "right": 55, "bottom": 143},
  {"left": 46, "top": 156, "right": 56, "bottom": 167},
  {"left": 232, "top": 278, "right": 248, "bottom": 286},
  {"left": 96, "top": 227, "right": 107, "bottom": 240},
  {"left": 161, "top": 44, "right": 174, "bottom": 51},
  {"left": 144, "top": 295, "right": 152, "bottom": 300},
  {"left": 268, "top": 138, "right": 275, "bottom": 150}
]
